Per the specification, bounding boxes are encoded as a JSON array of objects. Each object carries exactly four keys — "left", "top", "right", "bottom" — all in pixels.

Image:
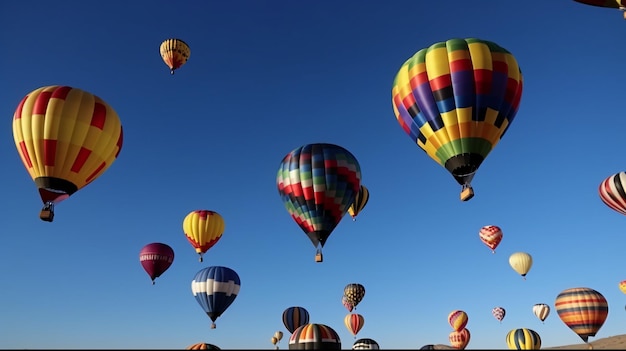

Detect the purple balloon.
[{"left": 139, "top": 242, "right": 175, "bottom": 284}]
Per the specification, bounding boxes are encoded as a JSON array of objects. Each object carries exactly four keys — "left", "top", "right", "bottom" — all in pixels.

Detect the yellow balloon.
[
  {"left": 183, "top": 210, "right": 225, "bottom": 262},
  {"left": 159, "top": 38, "right": 191, "bottom": 74},
  {"left": 509, "top": 252, "right": 533, "bottom": 279},
  {"left": 12, "top": 85, "right": 123, "bottom": 222},
  {"left": 271, "top": 337, "right": 278, "bottom": 345},
  {"left": 348, "top": 185, "right": 370, "bottom": 221},
  {"left": 273, "top": 331, "right": 283, "bottom": 341},
  {"left": 506, "top": 328, "right": 541, "bottom": 350}
]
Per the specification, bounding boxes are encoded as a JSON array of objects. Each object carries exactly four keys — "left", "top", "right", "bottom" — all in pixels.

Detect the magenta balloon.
[{"left": 139, "top": 242, "right": 175, "bottom": 284}]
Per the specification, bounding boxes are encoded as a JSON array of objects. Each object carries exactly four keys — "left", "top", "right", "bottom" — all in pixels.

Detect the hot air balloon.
[
  {"left": 186, "top": 343, "right": 221, "bottom": 350},
  {"left": 420, "top": 346, "right": 436, "bottom": 350},
  {"left": 12, "top": 85, "right": 124, "bottom": 222},
  {"left": 619, "top": 280, "right": 626, "bottom": 294},
  {"left": 288, "top": 323, "right": 341, "bottom": 350},
  {"left": 353, "top": 338, "right": 380, "bottom": 349},
  {"left": 598, "top": 172, "right": 626, "bottom": 216},
  {"left": 555, "top": 287, "right": 608, "bottom": 343},
  {"left": 449, "top": 328, "right": 470, "bottom": 350},
  {"left": 573, "top": 0, "right": 626, "bottom": 19},
  {"left": 348, "top": 185, "right": 370, "bottom": 221},
  {"left": 191, "top": 266, "right": 240, "bottom": 329},
  {"left": 160, "top": 38, "right": 191, "bottom": 74},
  {"left": 183, "top": 210, "right": 225, "bottom": 262},
  {"left": 344, "top": 313, "right": 365, "bottom": 338},
  {"left": 272, "top": 331, "right": 284, "bottom": 350},
  {"left": 277, "top": 143, "right": 362, "bottom": 262},
  {"left": 282, "top": 306, "right": 310, "bottom": 334},
  {"left": 391, "top": 38, "right": 523, "bottom": 201},
  {"left": 344, "top": 283, "right": 366, "bottom": 309},
  {"left": 448, "top": 310, "right": 469, "bottom": 332},
  {"left": 342, "top": 295, "right": 355, "bottom": 312},
  {"left": 479, "top": 225, "right": 503, "bottom": 253},
  {"left": 509, "top": 252, "right": 533, "bottom": 279},
  {"left": 532, "top": 303, "right": 550, "bottom": 323},
  {"left": 506, "top": 328, "right": 541, "bottom": 350},
  {"left": 139, "top": 242, "right": 175, "bottom": 285},
  {"left": 492, "top": 307, "right": 506, "bottom": 323},
  {"left": 271, "top": 337, "right": 279, "bottom": 349}
]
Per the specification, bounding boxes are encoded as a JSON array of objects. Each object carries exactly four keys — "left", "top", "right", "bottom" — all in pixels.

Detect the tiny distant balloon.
[
  {"left": 479, "top": 225, "right": 503, "bottom": 253},
  {"left": 532, "top": 303, "right": 550, "bottom": 323},
  {"left": 448, "top": 310, "right": 468, "bottom": 332},
  {"left": 348, "top": 185, "right": 370, "bottom": 221},
  {"left": 342, "top": 295, "right": 355, "bottom": 312},
  {"left": 139, "top": 242, "right": 175, "bottom": 285},
  {"left": 492, "top": 307, "right": 506, "bottom": 323},
  {"left": 509, "top": 252, "right": 533, "bottom": 279},
  {"left": 619, "top": 280, "right": 626, "bottom": 294},
  {"left": 449, "top": 328, "right": 470, "bottom": 350},
  {"left": 160, "top": 38, "right": 191, "bottom": 74}
]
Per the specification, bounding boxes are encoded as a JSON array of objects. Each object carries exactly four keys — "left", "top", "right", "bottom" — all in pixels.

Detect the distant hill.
[{"left": 421, "top": 334, "right": 626, "bottom": 350}]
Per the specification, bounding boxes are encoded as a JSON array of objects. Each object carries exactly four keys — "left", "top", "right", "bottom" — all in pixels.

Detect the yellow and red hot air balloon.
[
  {"left": 555, "top": 287, "right": 609, "bottom": 343},
  {"left": 160, "top": 38, "right": 191, "bottom": 74},
  {"left": 348, "top": 185, "right": 370, "bottom": 221},
  {"left": 12, "top": 85, "right": 123, "bottom": 222},
  {"left": 183, "top": 210, "right": 225, "bottom": 262},
  {"left": 449, "top": 328, "right": 470, "bottom": 350},
  {"left": 619, "top": 280, "right": 626, "bottom": 294},
  {"left": 344, "top": 313, "right": 365, "bottom": 338},
  {"left": 448, "top": 310, "right": 468, "bottom": 332},
  {"left": 509, "top": 252, "right": 533, "bottom": 280},
  {"left": 479, "top": 225, "right": 503, "bottom": 253}
]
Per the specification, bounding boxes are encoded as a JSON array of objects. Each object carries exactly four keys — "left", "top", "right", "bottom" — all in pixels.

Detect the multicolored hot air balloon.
[
  {"left": 183, "top": 210, "right": 225, "bottom": 262},
  {"left": 344, "top": 313, "right": 365, "bottom": 338},
  {"left": 391, "top": 38, "right": 523, "bottom": 201},
  {"left": 479, "top": 225, "right": 503, "bottom": 253},
  {"left": 348, "top": 185, "right": 370, "bottom": 221},
  {"left": 598, "top": 172, "right": 626, "bottom": 216},
  {"left": 344, "top": 283, "right": 366, "bottom": 309},
  {"left": 139, "top": 242, "right": 175, "bottom": 285},
  {"left": 186, "top": 343, "right": 221, "bottom": 350},
  {"left": 277, "top": 143, "right": 362, "bottom": 262},
  {"left": 342, "top": 295, "right": 355, "bottom": 312},
  {"left": 12, "top": 85, "right": 123, "bottom": 222},
  {"left": 160, "top": 38, "right": 191, "bottom": 74},
  {"left": 492, "top": 307, "right": 506, "bottom": 323},
  {"left": 532, "top": 303, "right": 550, "bottom": 323},
  {"left": 352, "top": 338, "right": 380, "bottom": 350},
  {"left": 573, "top": 0, "right": 626, "bottom": 19},
  {"left": 448, "top": 310, "right": 469, "bottom": 332},
  {"left": 449, "top": 328, "right": 470, "bottom": 350},
  {"left": 555, "top": 287, "right": 609, "bottom": 343},
  {"left": 191, "top": 266, "right": 240, "bottom": 329},
  {"left": 282, "top": 306, "right": 310, "bottom": 334},
  {"left": 619, "top": 280, "right": 626, "bottom": 294},
  {"left": 509, "top": 252, "right": 533, "bottom": 279},
  {"left": 288, "top": 323, "right": 341, "bottom": 350},
  {"left": 506, "top": 328, "right": 541, "bottom": 350}
]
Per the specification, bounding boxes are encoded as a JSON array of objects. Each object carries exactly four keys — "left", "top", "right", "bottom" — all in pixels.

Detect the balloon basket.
[
  {"left": 315, "top": 252, "right": 323, "bottom": 263},
  {"left": 39, "top": 209, "right": 54, "bottom": 222},
  {"left": 460, "top": 187, "right": 474, "bottom": 201}
]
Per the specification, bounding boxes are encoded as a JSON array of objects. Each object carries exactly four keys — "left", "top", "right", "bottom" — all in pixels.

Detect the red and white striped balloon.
[
  {"left": 479, "top": 225, "right": 503, "bottom": 253},
  {"left": 599, "top": 172, "right": 626, "bottom": 216}
]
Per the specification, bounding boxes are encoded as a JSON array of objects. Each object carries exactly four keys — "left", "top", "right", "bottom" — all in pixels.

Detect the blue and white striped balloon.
[{"left": 191, "top": 266, "right": 241, "bottom": 329}]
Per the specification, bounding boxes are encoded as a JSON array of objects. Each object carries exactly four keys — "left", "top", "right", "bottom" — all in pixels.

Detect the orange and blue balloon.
[{"left": 555, "top": 287, "right": 608, "bottom": 343}]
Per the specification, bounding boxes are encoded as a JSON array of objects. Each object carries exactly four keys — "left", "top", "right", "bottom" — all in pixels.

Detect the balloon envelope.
[
  {"left": 506, "top": 328, "right": 541, "bottom": 350},
  {"left": 479, "top": 225, "right": 503, "bottom": 253},
  {"left": 139, "top": 242, "right": 175, "bottom": 284},
  {"left": 344, "top": 283, "right": 366, "bottom": 308},
  {"left": 191, "top": 266, "right": 241, "bottom": 328},
  {"left": 555, "top": 287, "right": 608, "bottom": 342},
  {"left": 160, "top": 38, "right": 190, "bottom": 74},
  {"left": 12, "top": 85, "right": 123, "bottom": 220},
  {"left": 391, "top": 38, "right": 523, "bottom": 200},
  {"left": 449, "top": 328, "right": 470, "bottom": 350},
  {"left": 598, "top": 172, "right": 626, "bottom": 216},
  {"left": 183, "top": 210, "right": 225, "bottom": 262},
  {"left": 532, "top": 303, "right": 550, "bottom": 322},
  {"left": 282, "top": 306, "right": 310, "bottom": 334},
  {"left": 289, "top": 323, "right": 341, "bottom": 350},
  {"left": 276, "top": 143, "right": 362, "bottom": 259},
  {"left": 492, "top": 307, "right": 506, "bottom": 322},
  {"left": 348, "top": 185, "right": 370, "bottom": 221},
  {"left": 186, "top": 343, "right": 221, "bottom": 350},
  {"left": 509, "top": 252, "right": 533, "bottom": 278},
  {"left": 344, "top": 313, "right": 365, "bottom": 337},
  {"left": 448, "top": 310, "right": 469, "bottom": 331},
  {"left": 352, "top": 338, "right": 379, "bottom": 349}
]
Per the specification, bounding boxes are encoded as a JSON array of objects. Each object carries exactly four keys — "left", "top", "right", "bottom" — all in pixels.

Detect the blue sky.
[{"left": 1, "top": 0, "right": 626, "bottom": 349}]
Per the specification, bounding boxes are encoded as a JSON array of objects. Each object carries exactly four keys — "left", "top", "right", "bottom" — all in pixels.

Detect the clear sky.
[{"left": 1, "top": 1, "right": 626, "bottom": 349}]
